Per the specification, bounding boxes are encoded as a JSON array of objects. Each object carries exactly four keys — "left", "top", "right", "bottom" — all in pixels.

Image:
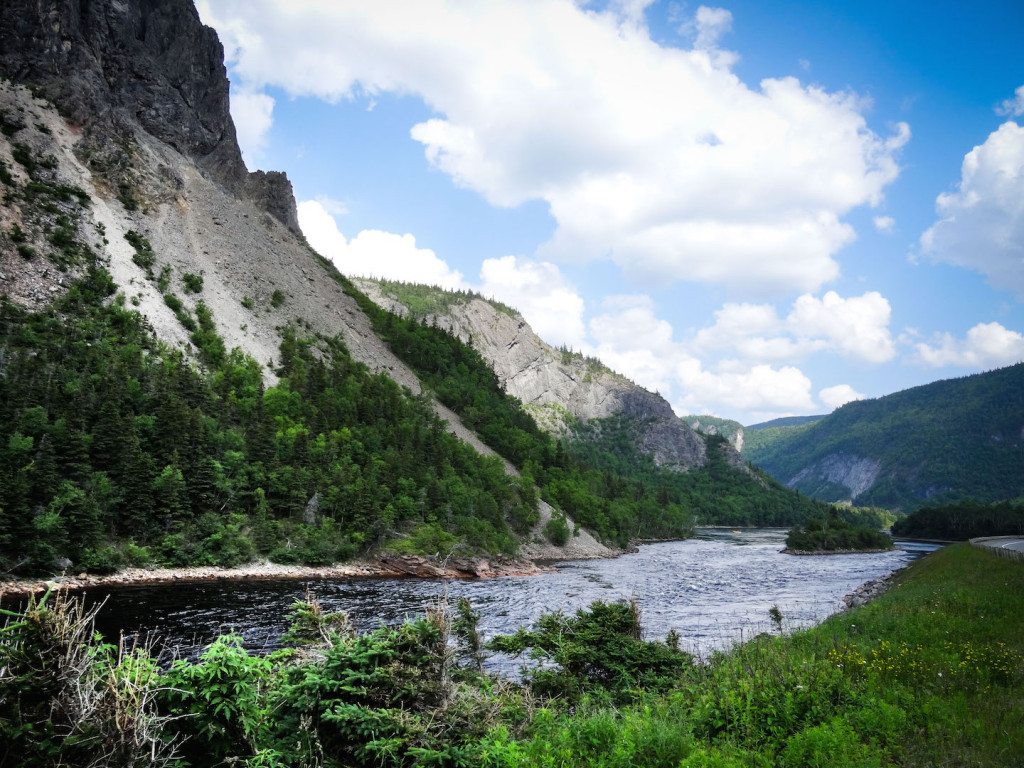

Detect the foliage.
[
  {"left": 1, "top": 547, "right": 1022, "bottom": 766},
  {"left": 785, "top": 512, "right": 893, "bottom": 552},
  {"left": 372, "top": 278, "right": 519, "bottom": 319},
  {"left": 892, "top": 499, "right": 1024, "bottom": 539},
  {"left": 488, "top": 600, "right": 692, "bottom": 704},
  {"left": 544, "top": 511, "right": 571, "bottom": 546},
  {"left": 181, "top": 272, "right": 204, "bottom": 293},
  {"left": 0, "top": 261, "right": 534, "bottom": 573},
  {"left": 744, "top": 364, "right": 1024, "bottom": 509}
]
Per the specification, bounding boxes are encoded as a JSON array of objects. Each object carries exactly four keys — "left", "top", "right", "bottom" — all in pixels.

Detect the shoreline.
[
  {"left": 782, "top": 546, "right": 894, "bottom": 556},
  {"left": 841, "top": 566, "right": 906, "bottom": 609},
  {"left": 0, "top": 554, "right": 554, "bottom": 599}
]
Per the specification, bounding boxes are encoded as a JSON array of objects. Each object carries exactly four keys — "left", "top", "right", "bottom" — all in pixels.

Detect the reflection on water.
[{"left": 78, "top": 529, "right": 937, "bottom": 666}]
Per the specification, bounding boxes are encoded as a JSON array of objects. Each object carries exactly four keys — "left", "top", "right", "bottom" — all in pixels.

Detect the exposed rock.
[
  {"left": 0, "top": 0, "right": 299, "bottom": 232},
  {"left": 356, "top": 282, "right": 710, "bottom": 471},
  {"left": 245, "top": 170, "right": 302, "bottom": 235},
  {"left": 788, "top": 453, "right": 882, "bottom": 501},
  {"left": 842, "top": 569, "right": 902, "bottom": 609}
]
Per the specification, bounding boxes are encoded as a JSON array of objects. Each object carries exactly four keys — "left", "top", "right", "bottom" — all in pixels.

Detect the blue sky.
[{"left": 198, "top": 0, "right": 1024, "bottom": 424}]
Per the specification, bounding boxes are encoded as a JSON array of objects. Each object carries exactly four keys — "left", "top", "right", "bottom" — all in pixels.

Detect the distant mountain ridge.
[{"left": 744, "top": 364, "right": 1024, "bottom": 509}]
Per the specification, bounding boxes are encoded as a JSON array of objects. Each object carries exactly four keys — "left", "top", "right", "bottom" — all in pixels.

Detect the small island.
[{"left": 784, "top": 513, "right": 894, "bottom": 554}]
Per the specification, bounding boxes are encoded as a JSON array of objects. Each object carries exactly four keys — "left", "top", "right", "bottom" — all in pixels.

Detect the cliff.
[
  {"left": 356, "top": 279, "right": 711, "bottom": 471},
  {"left": 0, "top": 0, "right": 299, "bottom": 234}
]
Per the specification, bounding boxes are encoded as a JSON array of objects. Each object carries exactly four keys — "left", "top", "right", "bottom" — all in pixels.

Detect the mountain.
[
  {"left": 744, "top": 365, "right": 1024, "bottom": 509},
  {"left": 356, "top": 279, "right": 709, "bottom": 469},
  {"left": 0, "top": 0, "right": 828, "bottom": 575}
]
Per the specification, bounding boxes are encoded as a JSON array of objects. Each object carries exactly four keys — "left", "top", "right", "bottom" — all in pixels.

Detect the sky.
[{"left": 197, "top": 0, "right": 1024, "bottom": 425}]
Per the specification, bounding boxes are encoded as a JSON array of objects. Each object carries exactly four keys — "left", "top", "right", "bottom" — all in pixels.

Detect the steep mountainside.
[
  {"left": 356, "top": 279, "right": 709, "bottom": 469},
  {"left": 746, "top": 364, "right": 1024, "bottom": 509}
]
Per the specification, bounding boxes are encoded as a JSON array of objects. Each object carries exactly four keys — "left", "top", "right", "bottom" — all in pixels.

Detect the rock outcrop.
[
  {"left": 356, "top": 281, "right": 710, "bottom": 470},
  {"left": 0, "top": 0, "right": 300, "bottom": 234},
  {"left": 788, "top": 453, "right": 882, "bottom": 502}
]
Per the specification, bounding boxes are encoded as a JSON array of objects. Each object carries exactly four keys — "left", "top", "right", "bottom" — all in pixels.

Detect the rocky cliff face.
[
  {"left": 0, "top": 0, "right": 299, "bottom": 234},
  {"left": 356, "top": 280, "right": 710, "bottom": 471}
]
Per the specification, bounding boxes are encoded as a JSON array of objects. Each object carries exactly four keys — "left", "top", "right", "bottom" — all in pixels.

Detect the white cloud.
[
  {"left": 920, "top": 121, "right": 1024, "bottom": 298},
  {"left": 693, "top": 6, "right": 733, "bottom": 50},
  {"left": 478, "top": 256, "right": 587, "bottom": 348},
  {"left": 297, "top": 200, "right": 466, "bottom": 288},
  {"left": 819, "top": 383, "right": 864, "bottom": 410},
  {"left": 996, "top": 85, "right": 1024, "bottom": 117},
  {"left": 873, "top": 215, "right": 895, "bottom": 232},
  {"left": 915, "top": 322, "right": 1024, "bottom": 369},
  {"left": 229, "top": 87, "right": 274, "bottom": 167},
  {"left": 202, "top": 0, "right": 908, "bottom": 295},
  {"left": 586, "top": 295, "right": 818, "bottom": 421},
  {"left": 692, "top": 290, "right": 896, "bottom": 364},
  {"left": 787, "top": 291, "right": 895, "bottom": 363}
]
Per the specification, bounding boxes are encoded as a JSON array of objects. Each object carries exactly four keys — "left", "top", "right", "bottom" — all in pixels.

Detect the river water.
[{"left": 80, "top": 529, "right": 938, "bottom": 665}]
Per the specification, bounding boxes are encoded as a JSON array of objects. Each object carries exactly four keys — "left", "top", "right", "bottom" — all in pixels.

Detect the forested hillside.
[{"left": 745, "top": 365, "right": 1024, "bottom": 509}]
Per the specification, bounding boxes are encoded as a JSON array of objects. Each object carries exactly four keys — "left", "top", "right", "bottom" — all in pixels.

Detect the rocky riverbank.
[
  {"left": 842, "top": 568, "right": 903, "bottom": 609},
  {"left": 0, "top": 555, "right": 553, "bottom": 599}
]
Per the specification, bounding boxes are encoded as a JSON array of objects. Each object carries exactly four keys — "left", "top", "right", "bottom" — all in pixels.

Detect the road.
[{"left": 971, "top": 537, "right": 1024, "bottom": 560}]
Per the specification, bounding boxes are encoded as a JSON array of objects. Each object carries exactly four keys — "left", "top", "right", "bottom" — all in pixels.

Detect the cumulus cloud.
[
  {"left": 692, "top": 290, "right": 895, "bottom": 364},
  {"left": 230, "top": 87, "right": 274, "bottom": 166},
  {"left": 201, "top": 0, "right": 908, "bottom": 295},
  {"left": 873, "top": 215, "right": 895, "bottom": 232},
  {"left": 996, "top": 85, "right": 1024, "bottom": 117},
  {"left": 787, "top": 291, "right": 895, "bottom": 363},
  {"left": 585, "top": 295, "right": 818, "bottom": 421},
  {"left": 920, "top": 120, "right": 1024, "bottom": 298},
  {"left": 819, "top": 383, "right": 864, "bottom": 410},
  {"left": 479, "top": 256, "right": 587, "bottom": 348},
  {"left": 915, "top": 322, "right": 1024, "bottom": 369},
  {"left": 297, "top": 200, "right": 466, "bottom": 288}
]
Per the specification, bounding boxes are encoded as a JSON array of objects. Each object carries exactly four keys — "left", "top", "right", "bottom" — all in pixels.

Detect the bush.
[
  {"left": 489, "top": 600, "right": 692, "bottom": 703},
  {"left": 780, "top": 720, "right": 881, "bottom": 768},
  {"left": 544, "top": 511, "right": 571, "bottom": 546},
  {"left": 270, "top": 289, "right": 286, "bottom": 308},
  {"left": 181, "top": 272, "right": 203, "bottom": 293}
]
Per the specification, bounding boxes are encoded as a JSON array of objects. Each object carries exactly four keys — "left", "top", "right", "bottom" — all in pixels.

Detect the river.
[{"left": 76, "top": 529, "right": 939, "bottom": 666}]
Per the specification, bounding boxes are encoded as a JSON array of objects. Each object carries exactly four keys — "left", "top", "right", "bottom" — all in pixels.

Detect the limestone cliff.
[{"left": 355, "top": 280, "right": 711, "bottom": 471}]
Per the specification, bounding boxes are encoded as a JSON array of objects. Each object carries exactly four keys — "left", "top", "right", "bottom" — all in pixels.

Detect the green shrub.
[
  {"left": 270, "top": 289, "right": 285, "bottom": 308},
  {"left": 780, "top": 720, "right": 881, "bottom": 768},
  {"left": 544, "top": 511, "right": 571, "bottom": 546},
  {"left": 77, "top": 545, "right": 126, "bottom": 574},
  {"left": 182, "top": 272, "right": 203, "bottom": 293}
]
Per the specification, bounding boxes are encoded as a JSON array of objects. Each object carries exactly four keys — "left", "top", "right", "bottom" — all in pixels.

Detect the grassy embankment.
[{"left": 1, "top": 545, "right": 1020, "bottom": 767}]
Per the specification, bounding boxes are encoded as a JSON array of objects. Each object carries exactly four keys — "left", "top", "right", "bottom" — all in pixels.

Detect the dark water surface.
[{"left": 76, "top": 529, "right": 939, "bottom": 665}]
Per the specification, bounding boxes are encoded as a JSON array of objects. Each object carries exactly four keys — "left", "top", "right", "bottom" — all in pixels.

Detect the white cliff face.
[
  {"left": 788, "top": 453, "right": 882, "bottom": 501},
  {"left": 356, "top": 281, "right": 709, "bottom": 470}
]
